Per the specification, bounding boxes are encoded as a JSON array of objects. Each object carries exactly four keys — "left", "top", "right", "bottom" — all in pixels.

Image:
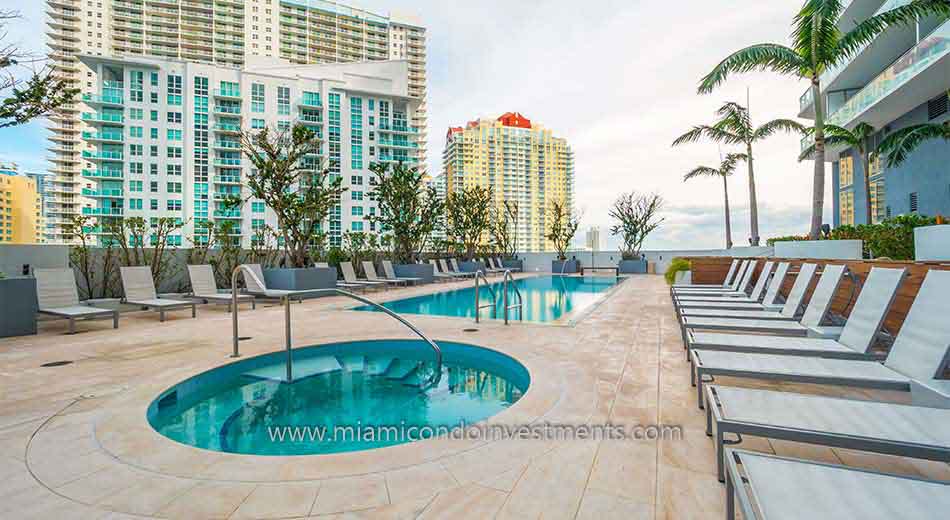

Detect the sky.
[{"left": 0, "top": 0, "right": 832, "bottom": 250}]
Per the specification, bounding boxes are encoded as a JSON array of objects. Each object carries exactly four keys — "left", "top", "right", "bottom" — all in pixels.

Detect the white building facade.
[{"left": 79, "top": 55, "right": 420, "bottom": 248}]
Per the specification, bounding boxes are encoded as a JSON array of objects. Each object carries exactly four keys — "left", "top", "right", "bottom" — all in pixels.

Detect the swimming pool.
[
  {"left": 355, "top": 275, "right": 624, "bottom": 323},
  {"left": 147, "top": 340, "right": 529, "bottom": 455}
]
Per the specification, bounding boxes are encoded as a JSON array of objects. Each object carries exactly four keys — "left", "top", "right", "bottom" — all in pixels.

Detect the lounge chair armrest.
[{"left": 806, "top": 326, "right": 844, "bottom": 340}]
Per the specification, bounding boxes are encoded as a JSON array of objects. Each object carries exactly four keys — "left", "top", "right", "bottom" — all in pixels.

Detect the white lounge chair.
[
  {"left": 428, "top": 259, "right": 456, "bottom": 282},
  {"left": 480, "top": 258, "right": 504, "bottom": 274},
  {"left": 443, "top": 259, "right": 476, "bottom": 278},
  {"left": 673, "top": 260, "right": 752, "bottom": 295},
  {"left": 690, "top": 269, "right": 950, "bottom": 409},
  {"left": 340, "top": 262, "right": 385, "bottom": 290},
  {"left": 241, "top": 264, "right": 312, "bottom": 301},
  {"left": 187, "top": 264, "right": 256, "bottom": 311},
  {"left": 362, "top": 261, "right": 409, "bottom": 286},
  {"left": 495, "top": 257, "right": 520, "bottom": 272},
  {"left": 673, "top": 258, "right": 739, "bottom": 288},
  {"left": 449, "top": 258, "right": 479, "bottom": 278},
  {"left": 381, "top": 260, "right": 422, "bottom": 285},
  {"left": 120, "top": 266, "right": 196, "bottom": 322},
  {"left": 34, "top": 268, "right": 118, "bottom": 333},
  {"left": 674, "top": 261, "right": 784, "bottom": 309}
]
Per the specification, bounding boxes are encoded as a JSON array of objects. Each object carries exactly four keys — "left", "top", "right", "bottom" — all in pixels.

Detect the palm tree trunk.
[
  {"left": 746, "top": 142, "right": 759, "bottom": 246},
  {"left": 861, "top": 150, "right": 872, "bottom": 225},
  {"left": 722, "top": 175, "right": 733, "bottom": 250},
  {"left": 810, "top": 78, "right": 825, "bottom": 239}
]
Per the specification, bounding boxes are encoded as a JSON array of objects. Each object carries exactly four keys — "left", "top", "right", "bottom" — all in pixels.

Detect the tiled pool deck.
[{"left": 1, "top": 274, "right": 947, "bottom": 519}]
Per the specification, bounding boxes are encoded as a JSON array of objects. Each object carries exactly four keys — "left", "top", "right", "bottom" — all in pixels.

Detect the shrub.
[
  {"left": 664, "top": 257, "right": 691, "bottom": 285},
  {"left": 766, "top": 214, "right": 936, "bottom": 260}
]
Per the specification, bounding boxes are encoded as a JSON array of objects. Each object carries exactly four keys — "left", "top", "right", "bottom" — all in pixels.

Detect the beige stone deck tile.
[
  {"left": 654, "top": 464, "right": 724, "bottom": 520},
  {"left": 310, "top": 474, "right": 388, "bottom": 515},
  {"left": 586, "top": 440, "right": 657, "bottom": 503},
  {"left": 476, "top": 462, "right": 526, "bottom": 492},
  {"left": 383, "top": 461, "right": 458, "bottom": 504},
  {"left": 155, "top": 481, "right": 257, "bottom": 519},
  {"left": 230, "top": 481, "right": 322, "bottom": 519},
  {"left": 496, "top": 440, "right": 598, "bottom": 519},
  {"left": 345, "top": 495, "right": 435, "bottom": 519},
  {"left": 417, "top": 483, "right": 507, "bottom": 519},
  {"left": 29, "top": 447, "right": 117, "bottom": 488},
  {"left": 657, "top": 427, "right": 719, "bottom": 477},
  {"left": 54, "top": 464, "right": 153, "bottom": 506},
  {"left": 95, "top": 474, "right": 198, "bottom": 517},
  {"left": 576, "top": 489, "right": 654, "bottom": 520}
]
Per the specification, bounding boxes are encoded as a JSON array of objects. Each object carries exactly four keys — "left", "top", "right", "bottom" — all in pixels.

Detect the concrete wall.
[
  {"left": 514, "top": 246, "right": 772, "bottom": 274},
  {"left": 0, "top": 244, "right": 69, "bottom": 278},
  {"left": 915, "top": 224, "right": 950, "bottom": 261},
  {"left": 773, "top": 240, "right": 863, "bottom": 260}
]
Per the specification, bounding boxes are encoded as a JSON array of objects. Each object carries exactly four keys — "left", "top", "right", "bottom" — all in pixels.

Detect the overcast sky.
[{"left": 0, "top": 0, "right": 831, "bottom": 249}]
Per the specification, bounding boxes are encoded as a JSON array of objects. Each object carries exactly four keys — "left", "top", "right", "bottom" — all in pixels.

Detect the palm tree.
[
  {"left": 684, "top": 153, "right": 748, "bottom": 249},
  {"left": 697, "top": 0, "right": 950, "bottom": 239},
  {"left": 879, "top": 121, "right": 950, "bottom": 167},
  {"left": 800, "top": 123, "right": 876, "bottom": 224},
  {"left": 673, "top": 102, "right": 803, "bottom": 246}
]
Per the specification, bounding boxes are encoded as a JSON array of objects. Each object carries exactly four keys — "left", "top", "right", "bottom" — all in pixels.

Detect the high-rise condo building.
[
  {"left": 440, "top": 113, "right": 575, "bottom": 253},
  {"left": 77, "top": 55, "right": 419, "bottom": 247},
  {"left": 798, "top": 0, "right": 950, "bottom": 226},
  {"left": 0, "top": 163, "right": 47, "bottom": 244},
  {"left": 46, "top": 0, "right": 427, "bottom": 243}
]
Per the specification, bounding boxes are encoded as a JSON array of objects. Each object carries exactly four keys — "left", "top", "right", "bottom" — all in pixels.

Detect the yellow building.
[
  {"left": 0, "top": 168, "right": 46, "bottom": 244},
  {"left": 440, "top": 113, "right": 575, "bottom": 252}
]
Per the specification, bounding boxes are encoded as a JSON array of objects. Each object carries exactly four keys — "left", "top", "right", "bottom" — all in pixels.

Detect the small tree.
[
  {"left": 445, "top": 185, "right": 493, "bottom": 261},
  {"left": 64, "top": 215, "right": 119, "bottom": 299},
  {"left": 609, "top": 192, "right": 665, "bottom": 260},
  {"left": 366, "top": 161, "right": 444, "bottom": 263},
  {"left": 490, "top": 200, "right": 519, "bottom": 259},
  {"left": 546, "top": 200, "right": 580, "bottom": 261},
  {"left": 107, "top": 216, "right": 184, "bottom": 290},
  {"left": 247, "top": 224, "right": 282, "bottom": 269},
  {"left": 240, "top": 124, "right": 346, "bottom": 268},
  {"left": 342, "top": 231, "right": 379, "bottom": 276}
]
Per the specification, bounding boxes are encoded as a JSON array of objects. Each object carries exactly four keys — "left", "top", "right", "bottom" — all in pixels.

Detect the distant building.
[
  {"left": 585, "top": 226, "right": 601, "bottom": 251},
  {"left": 0, "top": 162, "right": 46, "bottom": 244},
  {"left": 442, "top": 113, "right": 575, "bottom": 252},
  {"left": 799, "top": 1, "right": 950, "bottom": 226}
]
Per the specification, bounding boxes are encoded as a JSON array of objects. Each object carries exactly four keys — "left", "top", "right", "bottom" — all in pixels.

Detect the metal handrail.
[
  {"left": 474, "top": 270, "right": 497, "bottom": 323},
  {"left": 502, "top": 270, "right": 523, "bottom": 325},
  {"left": 230, "top": 265, "right": 442, "bottom": 388}
]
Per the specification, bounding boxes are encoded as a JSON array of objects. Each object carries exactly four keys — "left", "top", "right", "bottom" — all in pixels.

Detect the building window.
[
  {"left": 251, "top": 83, "right": 265, "bottom": 113},
  {"left": 167, "top": 75, "right": 182, "bottom": 105},
  {"left": 252, "top": 119, "right": 265, "bottom": 129},
  {"left": 839, "top": 190, "right": 854, "bottom": 227},
  {"left": 839, "top": 156, "right": 853, "bottom": 188},
  {"left": 910, "top": 192, "right": 919, "bottom": 213},
  {"left": 277, "top": 86, "right": 290, "bottom": 115}
]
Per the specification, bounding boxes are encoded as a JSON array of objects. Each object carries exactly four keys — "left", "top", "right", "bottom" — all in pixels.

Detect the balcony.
[
  {"left": 81, "top": 169, "right": 123, "bottom": 179},
  {"left": 82, "top": 207, "right": 124, "bottom": 216},
  {"left": 214, "top": 158, "right": 242, "bottom": 167},
  {"left": 214, "top": 88, "right": 242, "bottom": 99},
  {"left": 82, "top": 93, "right": 124, "bottom": 106},
  {"left": 213, "top": 140, "right": 242, "bottom": 150},
  {"left": 82, "top": 112, "right": 124, "bottom": 125},
  {"left": 213, "top": 175, "right": 242, "bottom": 185},
  {"left": 213, "top": 123, "right": 242, "bottom": 134},
  {"left": 82, "top": 150, "right": 124, "bottom": 161},
  {"left": 82, "top": 131, "right": 124, "bottom": 143},
  {"left": 213, "top": 209, "right": 242, "bottom": 219},
  {"left": 82, "top": 188, "right": 124, "bottom": 198},
  {"left": 377, "top": 139, "right": 418, "bottom": 149},
  {"left": 214, "top": 105, "right": 242, "bottom": 115}
]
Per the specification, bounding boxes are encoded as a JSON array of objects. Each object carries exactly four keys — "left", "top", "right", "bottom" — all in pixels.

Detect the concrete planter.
[
  {"left": 618, "top": 259, "right": 648, "bottom": 274},
  {"left": 773, "top": 239, "right": 863, "bottom": 260},
  {"left": 394, "top": 263, "right": 434, "bottom": 283},
  {"left": 262, "top": 267, "right": 336, "bottom": 293},
  {"left": 914, "top": 225, "right": 950, "bottom": 261},
  {"left": 0, "top": 278, "right": 38, "bottom": 337},
  {"left": 502, "top": 259, "right": 524, "bottom": 271},
  {"left": 552, "top": 260, "right": 580, "bottom": 274},
  {"left": 459, "top": 261, "right": 485, "bottom": 273}
]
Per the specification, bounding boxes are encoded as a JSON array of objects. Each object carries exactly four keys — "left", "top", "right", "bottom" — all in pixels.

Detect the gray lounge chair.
[
  {"left": 674, "top": 261, "right": 778, "bottom": 311},
  {"left": 187, "top": 264, "right": 255, "bottom": 311},
  {"left": 241, "top": 264, "right": 311, "bottom": 301},
  {"left": 723, "top": 449, "right": 950, "bottom": 520},
  {"left": 34, "top": 268, "right": 118, "bottom": 333},
  {"left": 673, "top": 259, "right": 739, "bottom": 288},
  {"left": 382, "top": 260, "right": 422, "bottom": 285},
  {"left": 362, "top": 261, "right": 408, "bottom": 286},
  {"left": 672, "top": 260, "right": 752, "bottom": 295},
  {"left": 495, "top": 257, "right": 519, "bottom": 272},
  {"left": 120, "top": 266, "right": 196, "bottom": 322},
  {"left": 707, "top": 385, "right": 950, "bottom": 482},
  {"left": 428, "top": 259, "right": 456, "bottom": 282},
  {"left": 480, "top": 258, "right": 504, "bottom": 274},
  {"left": 339, "top": 262, "right": 385, "bottom": 290},
  {"left": 687, "top": 267, "right": 905, "bottom": 361},
  {"left": 443, "top": 259, "right": 476, "bottom": 278},
  {"left": 674, "top": 262, "right": 789, "bottom": 305},
  {"left": 690, "top": 269, "right": 950, "bottom": 409}
]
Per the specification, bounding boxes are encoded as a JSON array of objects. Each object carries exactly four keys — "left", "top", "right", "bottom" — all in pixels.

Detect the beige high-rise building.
[
  {"left": 46, "top": 0, "right": 427, "bottom": 243},
  {"left": 441, "top": 112, "right": 575, "bottom": 253},
  {"left": 0, "top": 163, "right": 46, "bottom": 245}
]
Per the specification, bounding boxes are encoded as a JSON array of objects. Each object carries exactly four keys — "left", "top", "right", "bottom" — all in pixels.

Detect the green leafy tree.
[
  {"left": 697, "top": 0, "right": 950, "bottom": 239},
  {"left": 609, "top": 191, "right": 665, "bottom": 260},
  {"left": 673, "top": 102, "right": 803, "bottom": 245},
  {"left": 445, "top": 185, "right": 493, "bottom": 261},
  {"left": 366, "top": 161, "right": 445, "bottom": 264},
  {"left": 879, "top": 121, "right": 950, "bottom": 168},
  {"left": 239, "top": 124, "right": 346, "bottom": 268},
  {"left": 490, "top": 200, "right": 519, "bottom": 259},
  {"left": 683, "top": 153, "right": 748, "bottom": 250},
  {"left": 107, "top": 216, "right": 185, "bottom": 290},
  {"left": 0, "top": 10, "right": 78, "bottom": 127},
  {"left": 546, "top": 199, "right": 580, "bottom": 261},
  {"left": 800, "top": 122, "right": 877, "bottom": 224}
]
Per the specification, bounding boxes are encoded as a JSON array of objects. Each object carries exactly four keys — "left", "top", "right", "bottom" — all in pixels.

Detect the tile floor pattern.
[{"left": 1, "top": 274, "right": 948, "bottom": 519}]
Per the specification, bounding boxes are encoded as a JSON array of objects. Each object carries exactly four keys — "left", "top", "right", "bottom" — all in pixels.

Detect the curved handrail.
[
  {"left": 502, "top": 270, "right": 524, "bottom": 325},
  {"left": 474, "top": 270, "right": 497, "bottom": 323},
  {"left": 231, "top": 265, "right": 442, "bottom": 389}
]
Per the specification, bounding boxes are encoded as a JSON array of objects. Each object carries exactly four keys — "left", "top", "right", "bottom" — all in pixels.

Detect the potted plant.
[
  {"left": 491, "top": 200, "right": 523, "bottom": 271},
  {"left": 238, "top": 124, "right": 345, "bottom": 290},
  {"left": 445, "top": 185, "right": 493, "bottom": 272},
  {"left": 366, "top": 161, "right": 445, "bottom": 282},
  {"left": 546, "top": 200, "right": 580, "bottom": 274},
  {"left": 609, "top": 191, "right": 665, "bottom": 274}
]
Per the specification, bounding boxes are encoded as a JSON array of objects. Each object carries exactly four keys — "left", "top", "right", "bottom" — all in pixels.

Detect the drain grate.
[
  {"left": 463, "top": 328, "right": 479, "bottom": 333},
  {"left": 41, "top": 360, "right": 73, "bottom": 367}
]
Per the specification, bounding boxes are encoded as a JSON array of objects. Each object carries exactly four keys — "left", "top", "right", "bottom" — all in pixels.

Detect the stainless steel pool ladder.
[
  {"left": 502, "top": 270, "right": 523, "bottom": 325},
  {"left": 474, "top": 270, "right": 497, "bottom": 323},
  {"left": 230, "top": 265, "right": 442, "bottom": 388}
]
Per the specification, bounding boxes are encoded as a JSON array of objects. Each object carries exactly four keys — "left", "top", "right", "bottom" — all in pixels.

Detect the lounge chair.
[
  {"left": 690, "top": 269, "right": 950, "bottom": 409},
  {"left": 443, "top": 259, "right": 476, "bottom": 278},
  {"left": 362, "top": 261, "right": 408, "bottom": 286},
  {"left": 381, "top": 260, "right": 422, "bottom": 285},
  {"left": 480, "top": 258, "right": 504, "bottom": 274},
  {"left": 339, "top": 262, "right": 385, "bottom": 290},
  {"left": 707, "top": 385, "right": 950, "bottom": 482},
  {"left": 674, "top": 261, "right": 785, "bottom": 309},
  {"left": 241, "top": 264, "right": 312, "bottom": 301},
  {"left": 672, "top": 260, "right": 752, "bottom": 295},
  {"left": 673, "top": 258, "right": 739, "bottom": 288},
  {"left": 120, "top": 266, "right": 196, "bottom": 322},
  {"left": 496, "top": 257, "right": 520, "bottom": 272},
  {"left": 187, "top": 264, "right": 256, "bottom": 311},
  {"left": 428, "top": 259, "right": 456, "bottom": 282},
  {"left": 679, "top": 263, "right": 828, "bottom": 337},
  {"left": 34, "top": 268, "right": 118, "bottom": 333},
  {"left": 723, "top": 449, "right": 950, "bottom": 520},
  {"left": 687, "top": 267, "right": 905, "bottom": 361}
]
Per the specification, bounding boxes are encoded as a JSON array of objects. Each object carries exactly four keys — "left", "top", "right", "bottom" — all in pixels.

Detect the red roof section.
[
  {"left": 498, "top": 112, "right": 531, "bottom": 128},
  {"left": 446, "top": 126, "right": 463, "bottom": 139}
]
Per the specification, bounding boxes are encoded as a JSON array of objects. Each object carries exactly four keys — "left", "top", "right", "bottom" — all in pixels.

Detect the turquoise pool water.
[
  {"left": 355, "top": 275, "right": 623, "bottom": 323},
  {"left": 147, "top": 340, "right": 529, "bottom": 455}
]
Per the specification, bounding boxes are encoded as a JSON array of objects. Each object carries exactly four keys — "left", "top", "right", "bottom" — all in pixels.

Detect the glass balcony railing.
[
  {"left": 213, "top": 175, "right": 241, "bottom": 184},
  {"left": 214, "top": 158, "right": 242, "bottom": 166},
  {"left": 82, "top": 93, "right": 124, "bottom": 105},
  {"left": 82, "top": 150, "right": 124, "bottom": 160},
  {"left": 213, "top": 209, "right": 242, "bottom": 218},
  {"left": 82, "top": 206, "right": 124, "bottom": 216},
  {"left": 214, "top": 140, "right": 241, "bottom": 149},
  {"left": 214, "top": 105, "right": 242, "bottom": 115},
  {"left": 82, "top": 188, "right": 124, "bottom": 198},
  {"left": 214, "top": 88, "right": 242, "bottom": 98},
  {"left": 81, "top": 131, "right": 124, "bottom": 142},
  {"left": 827, "top": 19, "right": 950, "bottom": 127},
  {"left": 82, "top": 112, "right": 125, "bottom": 124},
  {"left": 82, "top": 169, "right": 123, "bottom": 179},
  {"left": 213, "top": 123, "right": 242, "bottom": 133}
]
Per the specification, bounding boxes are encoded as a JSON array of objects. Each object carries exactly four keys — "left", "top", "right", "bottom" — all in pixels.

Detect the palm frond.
[
  {"left": 714, "top": 102, "right": 752, "bottom": 141},
  {"left": 836, "top": 0, "right": 950, "bottom": 61},
  {"left": 793, "top": 0, "right": 845, "bottom": 68},
  {"left": 683, "top": 166, "right": 723, "bottom": 181},
  {"left": 722, "top": 153, "right": 749, "bottom": 173},
  {"left": 879, "top": 123, "right": 950, "bottom": 167},
  {"left": 753, "top": 118, "right": 808, "bottom": 141},
  {"left": 698, "top": 44, "right": 806, "bottom": 94},
  {"left": 798, "top": 141, "right": 817, "bottom": 162}
]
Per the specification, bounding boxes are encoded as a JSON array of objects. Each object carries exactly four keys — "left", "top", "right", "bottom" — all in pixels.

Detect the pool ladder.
[
  {"left": 229, "top": 265, "right": 442, "bottom": 388},
  {"left": 474, "top": 269, "right": 523, "bottom": 325}
]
